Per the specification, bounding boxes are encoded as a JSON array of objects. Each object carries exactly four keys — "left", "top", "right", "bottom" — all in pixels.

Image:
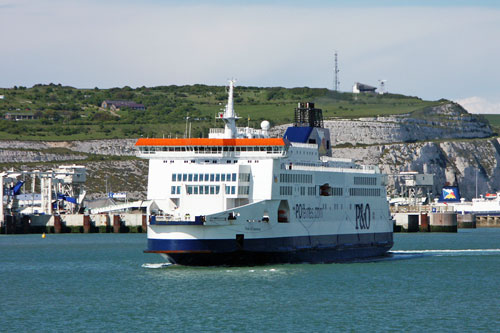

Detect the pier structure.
[
  {"left": 391, "top": 171, "right": 434, "bottom": 206},
  {"left": 0, "top": 165, "right": 86, "bottom": 223}
]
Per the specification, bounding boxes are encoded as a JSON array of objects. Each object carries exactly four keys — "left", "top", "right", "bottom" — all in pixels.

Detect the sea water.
[{"left": 1, "top": 229, "right": 499, "bottom": 332}]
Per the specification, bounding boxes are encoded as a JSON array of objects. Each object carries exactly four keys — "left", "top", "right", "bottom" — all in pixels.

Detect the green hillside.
[
  {"left": 0, "top": 83, "right": 445, "bottom": 141},
  {"left": 483, "top": 114, "right": 500, "bottom": 134}
]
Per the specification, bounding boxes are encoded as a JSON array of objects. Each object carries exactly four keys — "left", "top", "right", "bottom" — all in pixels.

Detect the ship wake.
[{"left": 390, "top": 249, "right": 500, "bottom": 257}]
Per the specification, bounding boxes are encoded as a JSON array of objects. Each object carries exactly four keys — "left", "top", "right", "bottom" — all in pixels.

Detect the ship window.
[
  {"left": 226, "top": 160, "right": 231, "bottom": 164},
  {"left": 199, "top": 186, "right": 204, "bottom": 194},
  {"left": 194, "top": 186, "right": 199, "bottom": 195},
  {"left": 204, "top": 174, "right": 209, "bottom": 181},
  {"left": 227, "top": 173, "right": 231, "bottom": 180},
  {"left": 225, "top": 186, "right": 230, "bottom": 194},
  {"left": 171, "top": 186, "right": 175, "bottom": 194},
  {"left": 216, "top": 186, "right": 220, "bottom": 194},
  {"left": 210, "top": 174, "right": 215, "bottom": 182},
  {"left": 188, "top": 174, "right": 193, "bottom": 182},
  {"left": 204, "top": 186, "right": 209, "bottom": 194},
  {"left": 194, "top": 174, "right": 198, "bottom": 182},
  {"left": 223, "top": 147, "right": 229, "bottom": 152},
  {"left": 216, "top": 174, "right": 220, "bottom": 182},
  {"left": 183, "top": 174, "right": 187, "bottom": 181},
  {"left": 231, "top": 186, "right": 236, "bottom": 195},
  {"left": 221, "top": 174, "right": 226, "bottom": 181},
  {"left": 240, "top": 147, "right": 247, "bottom": 152},
  {"left": 172, "top": 174, "right": 176, "bottom": 182},
  {"left": 187, "top": 186, "right": 193, "bottom": 195},
  {"left": 199, "top": 173, "right": 203, "bottom": 181},
  {"left": 238, "top": 186, "right": 250, "bottom": 195},
  {"left": 210, "top": 186, "right": 215, "bottom": 194},
  {"left": 176, "top": 186, "right": 181, "bottom": 194},
  {"left": 232, "top": 173, "right": 237, "bottom": 181}
]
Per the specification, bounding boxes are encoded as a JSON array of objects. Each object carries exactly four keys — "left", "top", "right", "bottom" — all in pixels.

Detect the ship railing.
[
  {"left": 208, "top": 127, "right": 268, "bottom": 137},
  {"left": 289, "top": 164, "right": 378, "bottom": 174},
  {"left": 209, "top": 128, "right": 225, "bottom": 134},
  {"left": 150, "top": 214, "right": 204, "bottom": 225},
  {"left": 391, "top": 204, "right": 456, "bottom": 214}
]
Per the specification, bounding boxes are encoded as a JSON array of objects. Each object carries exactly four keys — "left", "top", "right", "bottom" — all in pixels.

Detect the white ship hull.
[{"left": 137, "top": 83, "right": 394, "bottom": 265}]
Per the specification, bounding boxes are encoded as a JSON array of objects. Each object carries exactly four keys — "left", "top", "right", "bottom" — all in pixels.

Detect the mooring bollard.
[
  {"left": 54, "top": 215, "right": 62, "bottom": 234},
  {"left": 113, "top": 215, "right": 121, "bottom": 233},
  {"left": 83, "top": 215, "right": 91, "bottom": 233},
  {"left": 419, "top": 213, "right": 429, "bottom": 232},
  {"left": 142, "top": 214, "right": 147, "bottom": 233},
  {"left": 22, "top": 215, "right": 31, "bottom": 234}
]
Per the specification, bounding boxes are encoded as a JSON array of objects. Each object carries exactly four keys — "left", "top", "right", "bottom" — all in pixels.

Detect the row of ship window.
[
  {"left": 279, "top": 174, "right": 378, "bottom": 186},
  {"left": 172, "top": 173, "right": 238, "bottom": 182},
  {"left": 279, "top": 173, "right": 313, "bottom": 184},
  {"left": 353, "top": 176, "right": 377, "bottom": 186},
  {"left": 142, "top": 146, "right": 283, "bottom": 153},
  {"left": 279, "top": 186, "right": 317, "bottom": 196},
  {"left": 279, "top": 186, "right": 381, "bottom": 197},
  {"left": 349, "top": 188, "right": 381, "bottom": 197},
  {"left": 171, "top": 185, "right": 250, "bottom": 195}
]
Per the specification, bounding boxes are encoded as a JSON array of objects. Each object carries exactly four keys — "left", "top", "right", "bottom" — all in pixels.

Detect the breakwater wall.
[
  {"left": 393, "top": 211, "right": 500, "bottom": 232},
  {"left": 393, "top": 212, "right": 458, "bottom": 232},
  {"left": 1, "top": 213, "right": 147, "bottom": 234}
]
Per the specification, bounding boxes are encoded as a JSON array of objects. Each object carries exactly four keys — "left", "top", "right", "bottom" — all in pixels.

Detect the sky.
[{"left": 1, "top": 0, "right": 500, "bottom": 114}]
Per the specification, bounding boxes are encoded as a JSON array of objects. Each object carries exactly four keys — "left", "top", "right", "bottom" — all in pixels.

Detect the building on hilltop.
[
  {"left": 101, "top": 100, "right": 145, "bottom": 111},
  {"left": 352, "top": 82, "right": 377, "bottom": 94},
  {"left": 4, "top": 112, "right": 39, "bottom": 121}
]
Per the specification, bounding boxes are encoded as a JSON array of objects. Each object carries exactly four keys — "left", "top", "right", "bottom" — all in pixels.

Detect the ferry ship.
[
  {"left": 436, "top": 186, "right": 500, "bottom": 216},
  {"left": 136, "top": 81, "right": 393, "bottom": 265}
]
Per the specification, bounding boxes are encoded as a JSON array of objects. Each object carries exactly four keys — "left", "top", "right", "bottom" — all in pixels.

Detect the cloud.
[{"left": 456, "top": 96, "right": 500, "bottom": 114}]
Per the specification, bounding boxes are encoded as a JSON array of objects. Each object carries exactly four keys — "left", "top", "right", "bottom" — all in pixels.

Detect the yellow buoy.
[{"left": 42, "top": 233, "right": 46, "bottom": 239}]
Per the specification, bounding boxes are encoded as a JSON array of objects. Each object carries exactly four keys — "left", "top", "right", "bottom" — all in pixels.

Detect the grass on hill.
[
  {"left": 483, "top": 115, "right": 500, "bottom": 135},
  {"left": 0, "top": 83, "right": 447, "bottom": 141}
]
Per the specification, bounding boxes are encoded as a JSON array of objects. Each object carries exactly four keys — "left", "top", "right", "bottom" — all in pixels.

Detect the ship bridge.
[{"left": 136, "top": 138, "right": 286, "bottom": 159}]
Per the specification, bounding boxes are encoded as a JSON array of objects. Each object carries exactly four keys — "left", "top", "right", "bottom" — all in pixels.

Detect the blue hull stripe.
[{"left": 146, "top": 232, "right": 393, "bottom": 265}]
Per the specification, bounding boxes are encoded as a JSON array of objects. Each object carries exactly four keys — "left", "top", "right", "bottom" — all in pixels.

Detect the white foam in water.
[
  {"left": 391, "top": 249, "right": 500, "bottom": 256},
  {"left": 142, "top": 263, "right": 173, "bottom": 269}
]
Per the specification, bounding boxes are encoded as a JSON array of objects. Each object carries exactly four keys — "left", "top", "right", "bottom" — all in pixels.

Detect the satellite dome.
[{"left": 260, "top": 120, "right": 270, "bottom": 131}]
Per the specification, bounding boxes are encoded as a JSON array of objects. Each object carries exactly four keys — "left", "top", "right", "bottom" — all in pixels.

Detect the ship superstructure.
[{"left": 136, "top": 81, "right": 393, "bottom": 265}]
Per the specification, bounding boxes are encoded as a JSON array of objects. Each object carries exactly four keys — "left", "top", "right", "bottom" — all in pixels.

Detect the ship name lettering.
[
  {"left": 295, "top": 204, "right": 325, "bottom": 220},
  {"left": 355, "top": 203, "right": 371, "bottom": 230}
]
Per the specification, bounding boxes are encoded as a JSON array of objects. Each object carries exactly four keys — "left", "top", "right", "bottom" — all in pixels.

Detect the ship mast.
[{"left": 223, "top": 80, "right": 239, "bottom": 138}]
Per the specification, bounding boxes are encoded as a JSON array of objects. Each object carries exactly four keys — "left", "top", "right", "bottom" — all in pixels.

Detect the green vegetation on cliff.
[{"left": 0, "top": 83, "right": 445, "bottom": 140}]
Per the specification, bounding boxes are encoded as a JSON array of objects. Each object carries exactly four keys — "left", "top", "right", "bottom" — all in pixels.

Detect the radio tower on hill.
[{"left": 334, "top": 51, "right": 340, "bottom": 91}]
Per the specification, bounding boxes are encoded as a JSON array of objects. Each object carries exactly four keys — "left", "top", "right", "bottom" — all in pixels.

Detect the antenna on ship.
[
  {"left": 221, "top": 79, "right": 239, "bottom": 138},
  {"left": 334, "top": 51, "right": 340, "bottom": 91},
  {"left": 184, "top": 113, "right": 190, "bottom": 138}
]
